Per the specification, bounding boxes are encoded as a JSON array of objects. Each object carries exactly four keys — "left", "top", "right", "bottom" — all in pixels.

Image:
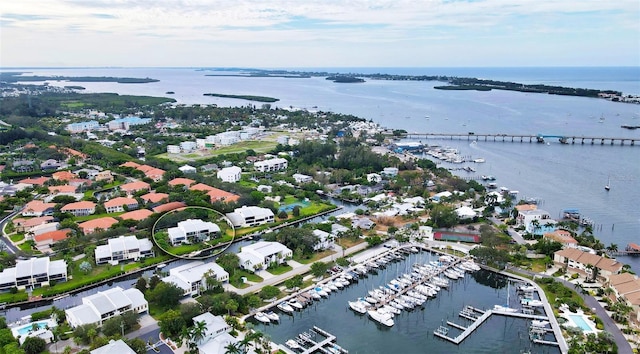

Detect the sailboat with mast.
[
  {"left": 605, "top": 175, "right": 611, "bottom": 191},
  {"left": 494, "top": 280, "right": 518, "bottom": 313}
]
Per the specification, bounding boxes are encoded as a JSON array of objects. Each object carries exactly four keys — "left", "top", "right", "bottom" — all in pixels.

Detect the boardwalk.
[{"left": 404, "top": 132, "right": 638, "bottom": 146}]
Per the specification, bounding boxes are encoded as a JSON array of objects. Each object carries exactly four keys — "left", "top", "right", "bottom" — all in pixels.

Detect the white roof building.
[
  {"left": 95, "top": 235, "right": 154, "bottom": 265},
  {"left": 225, "top": 206, "right": 274, "bottom": 228},
  {"left": 65, "top": 287, "right": 148, "bottom": 328},
  {"left": 194, "top": 313, "right": 238, "bottom": 354},
  {"left": 292, "top": 173, "right": 313, "bottom": 184},
  {"left": 238, "top": 241, "right": 292, "bottom": 271},
  {"left": 217, "top": 166, "right": 242, "bottom": 183},
  {"left": 91, "top": 340, "right": 136, "bottom": 354},
  {"left": 179, "top": 165, "right": 197, "bottom": 174},
  {"left": 167, "top": 219, "right": 221, "bottom": 246},
  {"left": 162, "top": 261, "right": 229, "bottom": 297},
  {"left": 312, "top": 229, "right": 334, "bottom": 251},
  {"left": 254, "top": 158, "right": 288, "bottom": 172},
  {"left": 366, "top": 173, "right": 382, "bottom": 183},
  {"left": 382, "top": 167, "right": 399, "bottom": 176},
  {"left": 455, "top": 206, "right": 477, "bottom": 219},
  {"left": 0, "top": 257, "right": 67, "bottom": 291}
]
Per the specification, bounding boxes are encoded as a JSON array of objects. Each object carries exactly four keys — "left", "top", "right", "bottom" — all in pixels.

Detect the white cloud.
[{"left": 1, "top": 0, "right": 638, "bottom": 66}]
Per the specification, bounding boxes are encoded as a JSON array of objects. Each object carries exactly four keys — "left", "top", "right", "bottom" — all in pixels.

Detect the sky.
[{"left": 1, "top": 0, "right": 639, "bottom": 68}]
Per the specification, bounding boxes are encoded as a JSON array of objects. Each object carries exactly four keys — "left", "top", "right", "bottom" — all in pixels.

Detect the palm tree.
[
  {"left": 606, "top": 243, "right": 618, "bottom": 253},
  {"left": 189, "top": 320, "right": 207, "bottom": 346},
  {"left": 224, "top": 341, "right": 243, "bottom": 354}
]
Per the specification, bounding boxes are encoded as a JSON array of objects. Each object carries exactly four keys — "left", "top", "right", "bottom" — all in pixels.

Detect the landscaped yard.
[
  {"left": 229, "top": 270, "right": 263, "bottom": 288},
  {"left": 267, "top": 264, "right": 293, "bottom": 275},
  {"left": 9, "top": 233, "right": 25, "bottom": 242},
  {"left": 294, "top": 249, "right": 336, "bottom": 264},
  {"left": 336, "top": 237, "right": 365, "bottom": 249}
]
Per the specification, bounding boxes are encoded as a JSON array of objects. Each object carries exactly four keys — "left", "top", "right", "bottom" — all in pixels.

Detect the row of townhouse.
[
  {"left": 607, "top": 273, "right": 640, "bottom": 325},
  {"left": 65, "top": 286, "right": 148, "bottom": 328},
  {"left": 162, "top": 260, "right": 229, "bottom": 296},
  {"left": 0, "top": 257, "right": 68, "bottom": 291},
  {"left": 554, "top": 248, "right": 623, "bottom": 281}
]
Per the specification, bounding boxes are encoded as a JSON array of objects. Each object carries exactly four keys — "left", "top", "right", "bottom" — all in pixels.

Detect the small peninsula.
[
  {"left": 203, "top": 93, "right": 279, "bottom": 102},
  {"left": 0, "top": 72, "right": 159, "bottom": 84}
]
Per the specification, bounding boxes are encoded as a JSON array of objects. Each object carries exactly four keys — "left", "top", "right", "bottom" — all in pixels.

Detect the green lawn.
[
  {"left": 294, "top": 249, "right": 336, "bottom": 264},
  {"left": 229, "top": 270, "right": 263, "bottom": 288},
  {"left": 155, "top": 140, "right": 279, "bottom": 161},
  {"left": 74, "top": 212, "right": 124, "bottom": 222},
  {"left": 10, "top": 233, "right": 25, "bottom": 242},
  {"left": 267, "top": 264, "right": 293, "bottom": 275}
]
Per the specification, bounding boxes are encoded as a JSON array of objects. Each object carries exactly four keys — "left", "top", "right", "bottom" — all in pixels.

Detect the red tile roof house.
[
  {"left": 207, "top": 188, "right": 240, "bottom": 203},
  {"left": 120, "top": 181, "right": 151, "bottom": 196},
  {"left": 34, "top": 229, "right": 73, "bottom": 248},
  {"left": 140, "top": 192, "right": 169, "bottom": 204},
  {"left": 554, "top": 248, "right": 623, "bottom": 282},
  {"left": 52, "top": 171, "right": 77, "bottom": 181},
  {"left": 48, "top": 185, "right": 78, "bottom": 194},
  {"left": 168, "top": 178, "right": 196, "bottom": 187},
  {"left": 69, "top": 179, "right": 92, "bottom": 188},
  {"left": 13, "top": 216, "right": 54, "bottom": 232},
  {"left": 19, "top": 176, "right": 51, "bottom": 186},
  {"left": 144, "top": 168, "right": 166, "bottom": 182},
  {"left": 119, "top": 209, "right": 153, "bottom": 221},
  {"left": 152, "top": 202, "right": 187, "bottom": 214},
  {"left": 189, "top": 183, "right": 216, "bottom": 192},
  {"left": 22, "top": 200, "right": 57, "bottom": 217},
  {"left": 79, "top": 217, "right": 118, "bottom": 234},
  {"left": 61, "top": 201, "right": 97, "bottom": 217},
  {"left": 104, "top": 197, "right": 139, "bottom": 213},
  {"left": 136, "top": 164, "right": 155, "bottom": 173},
  {"left": 120, "top": 161, "right": 141, "bottom": 169}
]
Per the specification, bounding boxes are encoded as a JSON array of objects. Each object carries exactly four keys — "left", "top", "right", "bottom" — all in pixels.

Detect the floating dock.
[{"left": 295, "top": 326, "right": 348, "bottom": 354}]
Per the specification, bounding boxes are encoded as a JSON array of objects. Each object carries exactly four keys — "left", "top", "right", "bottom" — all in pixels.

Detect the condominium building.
[
  {"left": 167, "top": 219, "right": 221, "bottom": 246},
  {"left": 95, "top": 235, "right": 154, "bottom": 265},
  {"left": 0, "top": 257, "right": 68, "bottom": 291},
  {"left": 65, "top": 287, "right": 148, "bottom": 328}
]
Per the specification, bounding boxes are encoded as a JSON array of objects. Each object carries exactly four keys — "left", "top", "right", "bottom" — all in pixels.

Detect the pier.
[
  {"left": 607, "top": 243, "right": 640, "bottom": 257},
  {"left": 433, "top": 308, "right": 550, "bottom": 345},
  {"left": 404, "top": 132, "right": 638, "bottom": 146},
  {"left": 297, "top": 326, "right": 348, "bottom": 354}
]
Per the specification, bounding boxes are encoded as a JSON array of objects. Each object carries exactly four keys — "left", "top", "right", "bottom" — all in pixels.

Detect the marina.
[{"left": 256, "top": 245, "right": 562, "bottom": 353}]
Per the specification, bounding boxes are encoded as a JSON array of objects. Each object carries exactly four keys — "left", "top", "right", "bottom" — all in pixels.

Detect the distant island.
[
  {"left": 0, "top": 72, "right": 159, "bottom": 84},
  {"left": 203, "top": 93, "right": 279, "bottom": 102},
  {"left": 166, "top": 91, "right": 175, "bottom": 94},
  {"left": 326, "top": 76, "right": 365, "bottom": 83},
  {"left": 199, "top": 68, "right": 636, "bottom": 102},
  {"left": 205, "top": 73, "right": 311, "bottom": 78},
  {"left": 63, "top": 85, "right": 86, "bottom": 90}
]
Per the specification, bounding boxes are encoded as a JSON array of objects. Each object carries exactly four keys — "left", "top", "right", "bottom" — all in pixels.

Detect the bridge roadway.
[{"left": 404, "top": 133, "right": 638, "bottom": 146}]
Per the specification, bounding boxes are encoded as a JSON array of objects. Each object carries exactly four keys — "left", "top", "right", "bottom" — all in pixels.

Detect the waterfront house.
[
  {"left": 91, "top": 340, "right": 137, "bottom": 354},
  {"left": 167, "top": 219, "right": 221, "bottom": 246},
  {"left": 217, "top": 166, "right": 242, "bottom": 183},
  {"left": 161, "top": 261, "right": 229, "bottom": 297},
  {"left": 526, "top": 218, "right": 558, "bottom": 236},
  {"left": 0, "top": 257, "right": 68, "bottom": 291},
  {"left": 79, "top": 217, "right": 118, "bottom": 234},
  {"left": 607, "top": 273, "right": 640, "bottom": 325},
  {"left": 312, "top": 229, "right": 335, "bottom": 251},
  {"left": 65, "top": 287, "right": 148, "bottom": 328},
  {"left": 225, "top": 206, "right": 275, "bottom": 228},
  {"left": 554, "top": 248, "right": 623, "bottom": 281},
  {"left": 367, "top": 173, "right": 382, "bottom": 183},
  {"left": 517, "top": 209, "right": 551, "bottom": 226},
  {"left": 61, "top": 201, "right": 96, "bottom": 216},
  {"left": 237, "top": 241, "right": 292, "bottom": 271},
  {"left": 95, "top": 235, "right": 154, "bottom": 265},
  {"left": 22, "top": 200, "right": 56, "bottom": 217},
  {"left": 192, "top": 312, "right": 238, "bottom": 354},
  {"left": 104, "top": 197, "right": 139, "bottom": 213},
  {"left": 543, "top": 230, "right": 578, "bottom": 248},
  {"left": 455, "top": 206, "right": 477, "bottom": 219}
]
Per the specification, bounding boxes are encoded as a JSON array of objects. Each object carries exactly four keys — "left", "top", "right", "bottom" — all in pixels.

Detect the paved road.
[
  {"left": 488, "top": 216, "right": 527, "bottom": 244},
  {"left": 0, "top": 210, "right": 22, "bottom": 254},
  {"left": 507, "top": 265, "right": 632, "bottom": 354}
]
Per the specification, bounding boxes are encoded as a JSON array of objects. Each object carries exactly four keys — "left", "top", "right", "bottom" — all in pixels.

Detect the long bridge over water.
[{"left": 404, "top": 133, "right": 638, "bottom": 146}]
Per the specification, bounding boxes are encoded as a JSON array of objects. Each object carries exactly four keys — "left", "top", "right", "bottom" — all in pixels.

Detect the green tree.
[
  {"left": 124, "top": 338, "right": 147, "bottom": 354},
  {"left": 0, "top": 328, "right": 17, "bottom": 347},
  {"left": 430, "top": 204, "right": 459, "bottom": 228},
  {"left": 4, "top": 342, "right": 26, "bottom": 354},
  {"left": 225, "top": 299, "right": 238, "bottom": 315},
  {"left": 216, "top": 253, "right": 240, "bottom": 276},
  {"left": 159, "top": 309, "right": 186, "bottom": 339},
  {"left": 135, "top": 277, "right": 147, "bottom": 293},
  {"left": 310, "top": 261, "right": 329, "bottom": 278},
  {"left": 258, "top": 285, "right": 280, "bottom": 300},
  {"left": 21, "top": 337, "right": 46, "bottom": 354},
  {"left": 147, "top": 282, "right": 183, "bottom": 310}
]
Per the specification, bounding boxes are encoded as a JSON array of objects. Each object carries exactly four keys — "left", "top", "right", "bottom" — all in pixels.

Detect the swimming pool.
[
  {"left": 12, "top": 320, "right": 56, "bottom": 336},
  {"left": 568, "top": 314, "right": 595, "bottom": 332}
]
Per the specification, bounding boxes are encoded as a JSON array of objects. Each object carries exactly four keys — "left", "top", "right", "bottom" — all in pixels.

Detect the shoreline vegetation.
[
  {"left": 0, "top": 72, "right": 159, "bottom": 83},
  {"left": 202, "top": 68, "right": 625, "bottom": 99},
  {"left": 203, "top": 93, "right": 280, "bottom": 102}
]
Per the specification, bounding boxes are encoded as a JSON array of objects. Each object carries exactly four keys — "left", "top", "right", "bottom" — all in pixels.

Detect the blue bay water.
[{"left": 16, "top": 66, "right": 637, "bottom": 271}]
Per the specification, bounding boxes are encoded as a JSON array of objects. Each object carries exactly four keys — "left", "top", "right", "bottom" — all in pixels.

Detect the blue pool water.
[
  {"left": 569, "top": 315, "right": 593, "bottom": 331},
  {"left": 15, "top": 321, "right": 55, "bottom": 336}
]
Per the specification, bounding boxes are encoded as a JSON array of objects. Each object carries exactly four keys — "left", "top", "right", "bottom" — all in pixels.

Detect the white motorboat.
[
  {"left": 322, "top": 285, "right": 333, "bottom": 294},
  {"left": 265, "top": 311, "right": 280, "bottom": 322},
  {"left": 277, "top": 301, "right": 295, "bottom": 314},
  {"left": 444, "top": 270, "right": 459, "bottom": 280},
  {"left": 368, "top": 309, "right": 395, "bottom": 327},
  {"left": 327, "top": 282, "right": 339, "bottom": 291},
  {"left": 314, "top": 286, "right": 328, "bottom": 297},
  {"left": 365, "top": 296, "right": 379, "bottom": 304},
  {"left": 308, "top": 290, "right": 321, "bottom": 300},
  {"left": 254, "top": 312, "right": 271, "bottom": 324},
  {"left": 285, "top": 339, "right": 302, "bottom": 350},
  {"left": 521, "top": 298, "right": 544, "bottom": 307},
  {"left": 288, "top": 298, "right": 304, "bottom": 310},
  {"left": 518, "top": 285, "right": 536, "bottom": 292},
  {"left": 531, "top": 320, "right": 550, "bottom": 328},
  {"left": 348, "top": 299, "right": 370, "bottom": 314},
  {"left": 383, "top": 304, "right": 401, "bottom": 315},
  {"left": 494, "top": 304, "right": 518, "bottom": 313}
]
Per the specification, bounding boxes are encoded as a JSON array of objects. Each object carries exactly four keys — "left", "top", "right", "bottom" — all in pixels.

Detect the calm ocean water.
[{"left": 13, "top": 66, "right": 637, "bottom": 271}]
